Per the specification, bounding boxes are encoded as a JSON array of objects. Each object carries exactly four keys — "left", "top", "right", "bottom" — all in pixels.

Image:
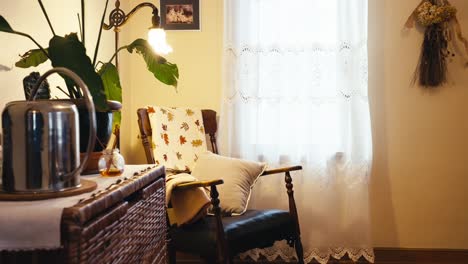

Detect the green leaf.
[
  {"left": 98, "top": 63, "right": 122, "bottom": 128},
  {"left": 0, "top": 15, "right": 14, "bottom": 33},
  {"left": 112, "top": 111, "right": 121, "bottom": 130},
  {"left": 98, "top": 63, "right": 122, "bottom": 102},
  {"left": 15, "top": 49, "right": 49, "bottom": 68},
  {"left": 48, "top": 33, "right": 108, "bottom": 111},
  {"left": 126, "top": 38, "right": 179, "bottom": 88}
]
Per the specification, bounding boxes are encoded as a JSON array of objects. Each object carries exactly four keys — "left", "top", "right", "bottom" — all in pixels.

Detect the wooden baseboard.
[
  {"left": 175, "top": 248, "right": 468, "bottom": 263},
  {"left": 374, "top": 248, "right": 468, "bottom": 263}
]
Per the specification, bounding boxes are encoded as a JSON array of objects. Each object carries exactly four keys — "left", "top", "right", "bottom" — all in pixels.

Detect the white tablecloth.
[{"left": 0, "top": 165, "right": 153, "bottom": 251}]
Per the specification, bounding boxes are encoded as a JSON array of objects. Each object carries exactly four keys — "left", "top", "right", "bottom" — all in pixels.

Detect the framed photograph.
[{"left": 160, "top": 0, "right": 200, "bottom": 30}]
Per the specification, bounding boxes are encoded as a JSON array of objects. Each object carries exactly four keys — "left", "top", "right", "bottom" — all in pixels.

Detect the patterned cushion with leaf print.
[{"left": 147, "top": 106, "right": 208, "bottom": 171}]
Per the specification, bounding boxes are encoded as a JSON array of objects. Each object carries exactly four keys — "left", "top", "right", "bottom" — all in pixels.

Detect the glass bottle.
[{"left": 98, "top": 148, "right": 125, "bottom": 177}]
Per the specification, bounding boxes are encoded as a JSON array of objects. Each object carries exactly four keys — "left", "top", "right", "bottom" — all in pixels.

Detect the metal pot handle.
[{"left": 29, "top": 67, "right": 96, "bottom": 178}]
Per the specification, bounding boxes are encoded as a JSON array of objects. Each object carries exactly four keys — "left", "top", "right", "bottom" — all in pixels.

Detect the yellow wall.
[
  {"left": 369, "top": 0, "right": 468, "bottom": 248},
  {"left": 119, "top": 0, "right": 223, "bottom": 164}
]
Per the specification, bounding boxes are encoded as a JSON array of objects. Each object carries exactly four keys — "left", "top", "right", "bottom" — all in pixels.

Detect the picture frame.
[{"left": 160, "top": 0, "right": 200, "bottom": 30}]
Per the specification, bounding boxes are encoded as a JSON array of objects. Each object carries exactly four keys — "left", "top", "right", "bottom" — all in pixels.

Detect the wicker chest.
[{"left": 0, "top": 166, "right": 167, "bottom": 264}]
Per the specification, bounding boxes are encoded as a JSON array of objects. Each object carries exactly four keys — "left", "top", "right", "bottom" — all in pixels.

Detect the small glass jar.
[{"left": 98, "top": 148, "right": 125, "bottom": 177}]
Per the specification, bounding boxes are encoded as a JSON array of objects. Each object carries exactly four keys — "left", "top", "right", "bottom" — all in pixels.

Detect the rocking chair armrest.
[
  {"left": 174, "top": 179, "right": 224, "bottom": 190},
  {"left": 261, "top": 165, "right": 302, "bottom": 176},
  {"left": 166, "top": 168, "right": 191, "bottom": 174}
]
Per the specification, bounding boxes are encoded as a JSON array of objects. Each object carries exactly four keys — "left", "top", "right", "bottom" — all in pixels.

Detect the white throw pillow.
[
  {"left": 147, "top": 106, "right": 208, "bottom": 171},
  {"left": 191, "top": 152, "right": 267, "bottom": 215}
]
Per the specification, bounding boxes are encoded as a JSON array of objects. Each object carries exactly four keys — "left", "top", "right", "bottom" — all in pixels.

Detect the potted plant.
[{"left": 0, "top": 0, "right": 179, "bottom": 153}]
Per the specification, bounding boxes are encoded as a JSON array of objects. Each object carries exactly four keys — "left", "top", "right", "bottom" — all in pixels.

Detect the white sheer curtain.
[{"left": 219, "top": 0, "right": 374, "bottom": 263}]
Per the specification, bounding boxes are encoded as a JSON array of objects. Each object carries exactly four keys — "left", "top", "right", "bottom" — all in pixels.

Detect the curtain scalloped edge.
[{"left": 241, "top": 247, "right": 375, "bottom": 264}]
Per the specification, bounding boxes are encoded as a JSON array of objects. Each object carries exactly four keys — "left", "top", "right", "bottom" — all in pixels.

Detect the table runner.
[{"left": 0, "top": 165, "right": 154, "bottom": 251}]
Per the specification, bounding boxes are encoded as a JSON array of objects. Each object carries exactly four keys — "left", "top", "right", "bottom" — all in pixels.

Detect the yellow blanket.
[{"left": 166, "top": 173, "right": 211, "bottom": 226}]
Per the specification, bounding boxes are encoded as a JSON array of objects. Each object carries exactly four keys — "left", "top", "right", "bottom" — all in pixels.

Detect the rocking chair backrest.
[{"left": 137, "top": 108, "right": 219, "bottom": 164}]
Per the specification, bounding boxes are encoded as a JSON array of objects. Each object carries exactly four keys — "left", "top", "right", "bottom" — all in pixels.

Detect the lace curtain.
[{"left": 219, "top": 0, "right": 374, "bottom": 263}]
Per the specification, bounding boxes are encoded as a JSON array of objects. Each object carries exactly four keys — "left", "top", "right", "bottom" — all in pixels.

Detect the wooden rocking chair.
[{"left": 137, "top": 108, "right": 305, "bottom": 264}]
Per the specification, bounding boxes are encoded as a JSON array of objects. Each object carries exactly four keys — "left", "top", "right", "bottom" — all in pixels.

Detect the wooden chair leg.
[
  {"left": 210, "top": 185, "right": 230, "bottom": 264},
  {"left": 168, "top": 244, "right": 176, "bottom": 264},
  {"left": 295, "top": 236, "right": 305, "bottom": 264}
]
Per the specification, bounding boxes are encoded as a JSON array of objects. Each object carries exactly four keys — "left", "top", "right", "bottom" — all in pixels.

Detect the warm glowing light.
[{"left": 148, "top": 28, "right": 173, "bottom": 55}]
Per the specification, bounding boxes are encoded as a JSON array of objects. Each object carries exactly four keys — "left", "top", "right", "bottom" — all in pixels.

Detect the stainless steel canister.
[{"left": 1, "top": 67, "right": 96, "bottom": 193}]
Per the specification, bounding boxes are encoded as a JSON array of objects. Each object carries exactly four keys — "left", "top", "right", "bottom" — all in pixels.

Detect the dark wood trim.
[{"left": 374, "top": 247, "right": 468, "bottom": 263}]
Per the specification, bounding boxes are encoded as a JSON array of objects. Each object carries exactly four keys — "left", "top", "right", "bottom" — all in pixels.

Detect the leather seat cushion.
[{"left": 169, "top": 209, "right": 295, "bottom": 258}]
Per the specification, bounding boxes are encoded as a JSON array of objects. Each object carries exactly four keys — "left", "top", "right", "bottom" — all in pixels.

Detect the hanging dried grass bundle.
[
  {"left": 406, "top": 0, "right": 462, "bottom": 88},
  {"left": 413, "top": 22, "right": 450, "bottom": 87}
]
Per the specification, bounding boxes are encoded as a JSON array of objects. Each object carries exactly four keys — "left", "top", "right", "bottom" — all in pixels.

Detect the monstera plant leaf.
[
  {"left": 48, "top": 33, "right": 108, "bottom": 111},
  {"left": 126, "top": 39, "right": 179, "bottom": 88},
  {"left": 15, "top": 49, "right": 49, "bottom": 68},
  {"left": 98, "top": 62, "right": 122, "bottom": 126}
]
